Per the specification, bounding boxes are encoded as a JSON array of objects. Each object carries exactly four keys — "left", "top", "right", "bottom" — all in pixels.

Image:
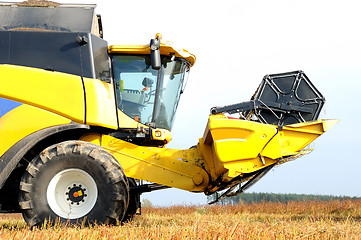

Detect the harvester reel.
[
  {"left": 211, "top": 71, "right": 325, "bottom": 126},
  {"left": 250, "top": 71, "right": 325, "bottom": 125}
]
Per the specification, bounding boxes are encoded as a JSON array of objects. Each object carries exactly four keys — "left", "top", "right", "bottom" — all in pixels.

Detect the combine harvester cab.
[{"left": 0, "top": 2, "right": 337, "bottom": 226}]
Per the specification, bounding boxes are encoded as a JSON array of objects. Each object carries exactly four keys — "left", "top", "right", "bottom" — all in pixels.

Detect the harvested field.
[{"left": 0, "top": 200, "right": 361, "bottom": 239}]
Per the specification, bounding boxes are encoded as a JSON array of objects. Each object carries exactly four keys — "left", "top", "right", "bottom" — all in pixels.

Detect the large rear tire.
[{"left": 18, "top": 141, "right": 129, "bottom": 227}]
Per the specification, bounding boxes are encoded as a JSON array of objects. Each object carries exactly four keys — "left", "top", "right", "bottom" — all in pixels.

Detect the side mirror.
[{"left": 150, "top": 34, "right": 161, "bottom": 70}]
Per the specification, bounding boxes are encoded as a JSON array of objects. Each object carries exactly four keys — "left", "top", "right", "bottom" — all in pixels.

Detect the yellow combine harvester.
[{"left": 0, "top": 2, "right": 336, "bottom": 226}]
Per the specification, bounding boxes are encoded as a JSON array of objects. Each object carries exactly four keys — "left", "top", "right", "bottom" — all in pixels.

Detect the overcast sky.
[{"left": 5, "top": 0, "right": 360, "bottom": 205}]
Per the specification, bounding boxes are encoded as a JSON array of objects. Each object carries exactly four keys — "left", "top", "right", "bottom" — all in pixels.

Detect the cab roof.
[{"left": 108, "top": 42, "right": 196, "bottom": 67}]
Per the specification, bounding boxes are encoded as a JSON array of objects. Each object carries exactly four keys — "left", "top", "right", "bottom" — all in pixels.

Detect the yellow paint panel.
[
  {"left": 272, "top": 119, "right": 338, "bottom": 155},
  {"left": 117, "top": 109, "right": 143, "bottom": 129},
  {"left": 207, "top": 115, "right": 278, "bottom": 162},
  {"left": 100, "top": 134, "right": 209, "bottom": 192},
  {"left": 197, "top": 139, "right": 226, "bottom": 181},
  {"left": 223, "top": 157, "right": 277, "bottom": 177},
  {"left": 285, "top": 119, "right": 339, "bottom": 133},
  {"left": 199, "top": 115, "right": 336, "bottom": 179},
  {"left": 0, "top": 65, "right": 84, "bottom": 123},
  {"left": 83, "top": 78, "right": 117, "bottom": 129},
  {"left": 261, "top": 134, "right": 286, "bottom": 159},
  {"left": 80, "top": 133, "right": 102, "bottom": 146},
  {"left": 0, "top": 104, "right": 71, "bottom": 157}
]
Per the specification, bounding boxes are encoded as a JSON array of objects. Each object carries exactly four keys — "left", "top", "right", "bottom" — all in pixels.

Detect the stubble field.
[{"left": 0, "top": 200, "right": 361, "bottom": 239}]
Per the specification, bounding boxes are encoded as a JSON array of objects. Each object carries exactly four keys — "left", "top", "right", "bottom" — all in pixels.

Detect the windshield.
[{"left": 112, "top": 55, "right": 189, "bottom": 130}]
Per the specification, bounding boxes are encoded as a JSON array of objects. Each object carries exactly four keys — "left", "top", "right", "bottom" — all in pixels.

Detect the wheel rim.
[{"left": 47, "top": 168, "right": 98, "bottom": 219}]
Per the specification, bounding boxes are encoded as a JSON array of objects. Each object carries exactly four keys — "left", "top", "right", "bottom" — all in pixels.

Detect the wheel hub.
[{"left": 66, "top": 184, "right": 87, "bottom": 204}]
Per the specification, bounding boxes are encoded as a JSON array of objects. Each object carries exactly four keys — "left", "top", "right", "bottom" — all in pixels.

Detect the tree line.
[{"left": 208, "top": 192, "right": 359, "bottom": 205}]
